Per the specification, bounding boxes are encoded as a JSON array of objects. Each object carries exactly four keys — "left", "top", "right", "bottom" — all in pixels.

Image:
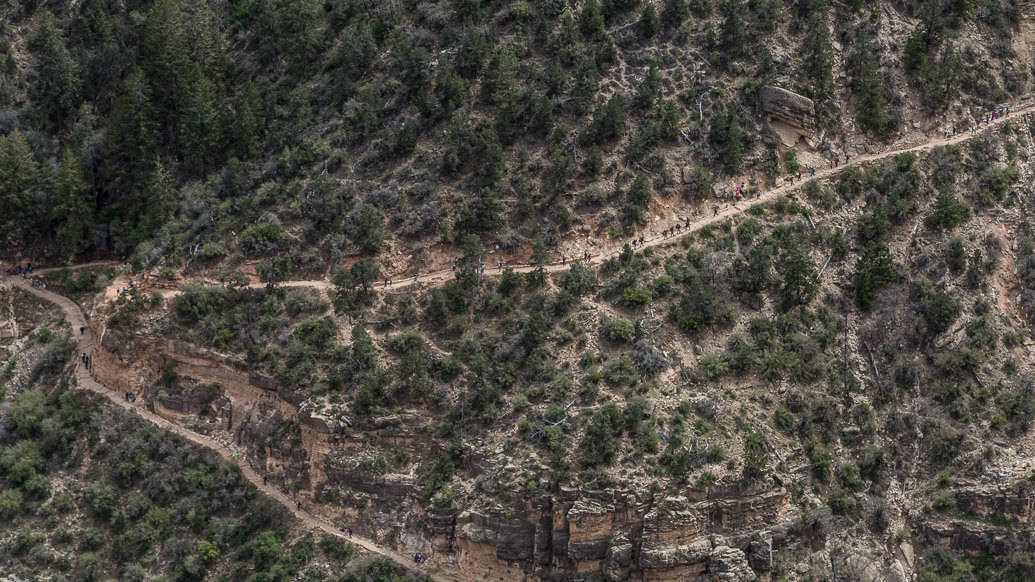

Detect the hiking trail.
[
  {"left": 49, "top": 102, "right": 1033, "bottom": 299},
  {"left": 2, "top": 276, "right": 454, "bottom": 582},
  {"left": 6, "top": 102, "right": 1032, "bottom": 582}
]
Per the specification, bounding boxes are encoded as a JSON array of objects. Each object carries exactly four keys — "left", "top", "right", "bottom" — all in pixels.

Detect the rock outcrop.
[
  {"left": 760, "top": 85, "right": 817, "bottom": 134},
  {"left": 90, "top": 332, "right": 793, "bottom": 581}
]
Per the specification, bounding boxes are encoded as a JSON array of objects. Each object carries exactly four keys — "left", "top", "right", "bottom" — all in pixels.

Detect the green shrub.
[
  {"left": 742, "top": 432, "right": 768, "bottom": 482},
  {"left": 931, "top": 491, "right": 956, "bottom": 511},
  {"left": 698, "top": 352, "right": 729, "bottom": 379},
  {"left": 0, "top": 488, "right": 23, "bottom": 521},
  {"left": 784, "top": 149, "right": 799, "bottom": 173},
  {"left": 622, "top": 285, "right": 651, "bottom": 306},
  {"left": 601, "top": 316, "right": 636, "bottom": 343},
  {"left": 239, "top": 222, "right": 286, "bottom": 256}
]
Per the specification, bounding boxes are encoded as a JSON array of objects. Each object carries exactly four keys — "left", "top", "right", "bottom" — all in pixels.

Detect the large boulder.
[{"left": 760, "top": 85, "right": 816, "bottom": 133}]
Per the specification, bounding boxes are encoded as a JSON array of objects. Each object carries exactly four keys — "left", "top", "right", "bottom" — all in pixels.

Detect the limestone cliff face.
[{"left": 90, "top": 334, "right": 791, "bottom": 580}]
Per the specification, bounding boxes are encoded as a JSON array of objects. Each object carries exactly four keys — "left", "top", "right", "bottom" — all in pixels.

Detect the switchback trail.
[
  {"left": 2, "top": 103, "right": 1029, "bottom": 582},
  {"left": 2, "top": 275, "right": 453, "bottom": 582}
]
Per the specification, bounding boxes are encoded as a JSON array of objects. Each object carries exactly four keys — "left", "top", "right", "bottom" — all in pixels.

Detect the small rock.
[
  {"left": 899, "top": 541, "right": 914, "bottom": 569},
  {"left": 832, "top": 41, "right": 843, "bottom": 52}
]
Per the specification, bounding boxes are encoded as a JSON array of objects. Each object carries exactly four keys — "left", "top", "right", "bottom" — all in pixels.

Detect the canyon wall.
[{"left": 90, "top": 330, "right": 794, "bottom": 581}]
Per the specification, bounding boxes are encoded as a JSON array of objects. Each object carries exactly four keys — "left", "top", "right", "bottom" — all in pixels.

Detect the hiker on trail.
[
  {"left": 264, "top": 475, "right": 268, "bottom": 485},
  {"left": 497, "top": 262, "right": 503, "bottom": 271},
  {"left": 562, "top": 255, "right": 566, "bottom": 265},
  {"left": 413, "top": 273, "right": 418, "bottom": 282},
  {"left": 713, "top": 205, "right": 719, "bottom": 216},
  {"left": 834, "top": 156, "right": 839, "bottom": 166},
  {"left": 685, "top": 217, "right": 690, "bottom": 227},
  {"left": 480, "top": 262, "right": 485, "bottom": 274},
  {"left": 952, "top": 126, "right": 957, "bottom": 136},
  {"left": 80, "top": 326, "right": 84, "bottom": 335},
  {"left": 829, "top": 160, "right": 833, "bottom": 168},
  {"left": 384, "top": 279, "right": 389, "bottom": 288},
  {"left": 845, "top": 153, "right": 850, "bottom": 163},
  {"left": 583, "top": 251, "right": 588, "bottom": 260},
  {"left": 811, "top": 167, "right": 815, "bottom": 176},
  {"left": 756, "top": 189, "right": 761, "bottom": 199}
]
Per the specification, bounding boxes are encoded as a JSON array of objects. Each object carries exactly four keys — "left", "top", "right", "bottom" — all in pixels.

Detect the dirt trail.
[
  {"left": 5, "top": 103, "right": 1030, "bottom": 581},
  {"left": 118, "top": 103, "right": 1034, "bottom": 299},
  {"left": 2, "top": 276, "right": 453, "bottom": 582}
]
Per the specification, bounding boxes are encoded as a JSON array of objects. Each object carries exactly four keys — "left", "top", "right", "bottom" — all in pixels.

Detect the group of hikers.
[
  {"left": 26, "top": 277, "right": 48, "bottom": 290},
  {"left": 115, "top": 279, "right": 137, "bottom": 296},
  {"left": 80, "top": 352, "right": 91, "bottom": 370},
  {"left": 948, "top": 104, "right": 1012, "bottom": 138},
  {"left": 123, "top": 391, "right": 137, "bottom": 402},
  {"left": 412, "top": 552, "right": 428, "bottom": 565},
  {"left": 6, "top": 263, "right": 33, "bottom": 276}
]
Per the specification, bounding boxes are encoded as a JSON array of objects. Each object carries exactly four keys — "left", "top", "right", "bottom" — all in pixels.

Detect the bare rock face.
[
  {"left": 707, "top": 545, "right": 755, "bottom": 582},
  {"left": 760, "top": 85, "right": 817, "bottom": 133}
]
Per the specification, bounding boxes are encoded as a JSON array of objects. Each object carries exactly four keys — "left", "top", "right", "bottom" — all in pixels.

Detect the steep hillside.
[
  {"left": 5, "top": 1, "right": 1035, "bottom": 581},
  {"left": 0, "top": 0, "right": 1031, "bottom": 270},
  {"left": 0, "top": 284, "right": 427, "bottom": 581}
]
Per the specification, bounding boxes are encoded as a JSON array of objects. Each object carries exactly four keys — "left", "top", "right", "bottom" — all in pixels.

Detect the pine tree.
[
  {"left": 641, "top": 3, "right": 658, "bottom": 39},
  {"left": 233, "top": 83, "right": 261, "bottom": 160},
  {"left": 29, "top": 11, "right": 80, "bottom": 129},
  {"left": 53, "top": 149, "right": 94, "bottom": 259},
  {"left": 720, "top": 0, "right": 747, "bottom": 57},
  {"left": 802, "top": 12, "right": 834, "bottom": 103},
  {"left": 779, "top": 242, "right": 819, "bottom": 310},
  {"left": 102, "top": 69, "right": 158, "bottom": 199},
  {"left": 580, "top": 0, "right": 606, "bottom": 41},
  {"left": 0, "top": 131, "right": 42, "bottom": 246},
  {"left": 662, "top": 0, "right": 689, "bottom": 28},
  {"left": 178, "top": 71, "right": 223, "bottom": 176},
  {"left": 853, "top": 36, "right": 889, "bottom": 136}
]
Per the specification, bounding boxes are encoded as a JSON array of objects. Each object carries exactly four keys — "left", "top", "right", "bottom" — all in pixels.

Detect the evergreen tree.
[
  {"left": 708, "top": 108, "right": 747, "bottom": 174},
  {"left": 662, "top": 0, "right": 689, "bottom": 28},
  {"left": 141, "top": 0, "right": 226, "bottom": 137},
  {"left": 720, "top": 0, "right": 747, "bottom": 57},
  {"left": 580, "top": 0, "right": 606, "bottom": 41},
  {"left": 802, "top": 12, "right": 834, "bottom": 103},
  {"left": 0, "top": 131, "right": 42, "bottom": 247},
  {"left": 351, "top": 204, "right": 385, "bottom": 254},
  {"left": 528, "top": 236, "right": 549, "bottom": 287},
  {"left": 779, "top": 242, "right": 819, "bottom": 310},
  {"left": 178, "top": 71, "right": 223, "bottom": 176},
  {"left": 625, "top": 173, "right": 652, "bottom": 222},
  {"left": 854, "top": 242, "right": 897, "bottom": 310},
  {"left": 101, "top": 70, "right": 158, "bottom": 202},
  {"left": 233, "top": 83, "right": 262, "bottom": 160},
  {"left": 29, "top": 11, "right": 80, "bottom": 129},
  {"left": 331, "top": 23, "right": 378, "bottom": 98},
  {"left": 853, "top": 36, "right": 889, "bottom": 136},
  {"left": 641, "top": 3, "right": 658, "bottom": 39},
  {"left": 53, "top": 149, "right": 94, "bottom": 259}
]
